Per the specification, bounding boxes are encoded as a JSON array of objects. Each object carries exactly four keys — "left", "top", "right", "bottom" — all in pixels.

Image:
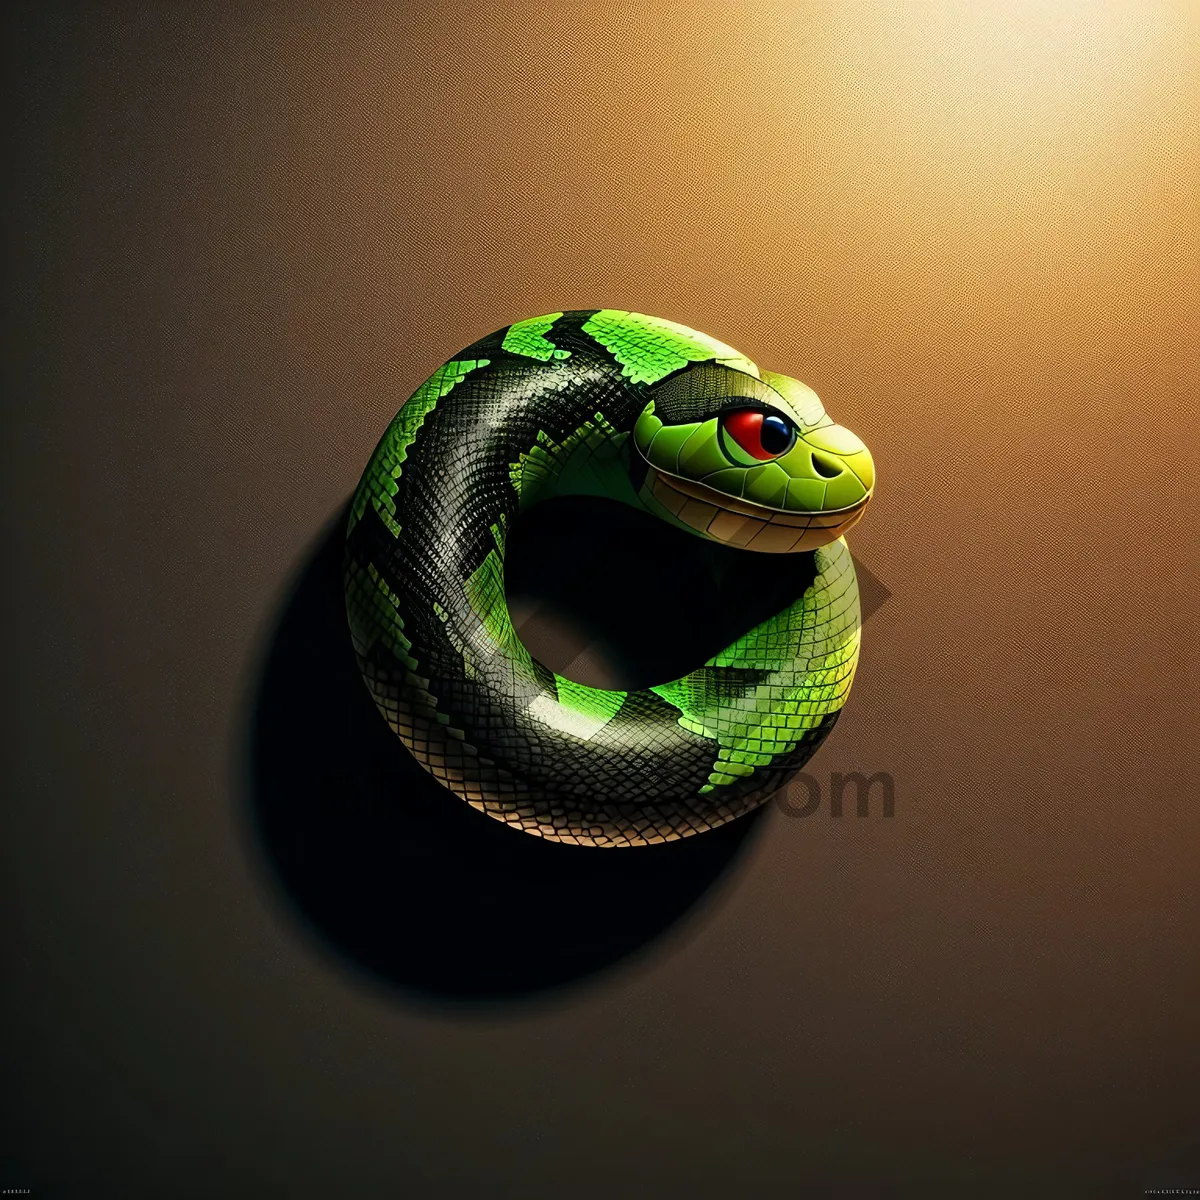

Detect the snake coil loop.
[{"left": 345, "top": 311, "right": 874, "bottom": 847}]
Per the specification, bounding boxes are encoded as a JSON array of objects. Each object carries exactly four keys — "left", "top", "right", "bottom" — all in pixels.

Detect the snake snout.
[{"left": 799, "top": 425, "right": 875, "bottom": 511}]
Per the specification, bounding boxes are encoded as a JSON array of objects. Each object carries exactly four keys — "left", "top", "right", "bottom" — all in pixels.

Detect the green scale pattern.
[{"left": 652, "top": 538, "right": 858, "bottom": 791}]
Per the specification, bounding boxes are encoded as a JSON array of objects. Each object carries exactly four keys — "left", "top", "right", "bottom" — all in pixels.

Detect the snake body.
[{"left": 344, "top": 311, "right": 874, "bottom": 847}]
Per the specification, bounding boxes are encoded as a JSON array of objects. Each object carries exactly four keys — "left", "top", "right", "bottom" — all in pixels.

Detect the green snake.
[{"left": 344, "top": 311, "right": 874, "bottom": 847}]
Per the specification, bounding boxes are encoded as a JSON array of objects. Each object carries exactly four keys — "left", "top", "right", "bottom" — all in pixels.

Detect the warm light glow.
[
  {"left": 890, "top": 1, "right": 1169, "bottom": 150},
  {"left": 921, "top": 1, "right": 1163, "bottom": 90}
]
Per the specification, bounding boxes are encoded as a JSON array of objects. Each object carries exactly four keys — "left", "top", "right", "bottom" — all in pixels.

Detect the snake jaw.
[{"left": 636, "top": 463, "right": 871, "bottom": 553}]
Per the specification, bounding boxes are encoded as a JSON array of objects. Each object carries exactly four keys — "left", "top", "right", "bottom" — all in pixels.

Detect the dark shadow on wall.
[{"left": 244, "top": 500, "right": 772, "bottom": 1004}]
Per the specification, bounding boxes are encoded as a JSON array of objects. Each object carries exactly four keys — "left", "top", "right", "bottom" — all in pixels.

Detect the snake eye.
[{"left": 720, "top": 409, "right": 798, "bottom": 462}]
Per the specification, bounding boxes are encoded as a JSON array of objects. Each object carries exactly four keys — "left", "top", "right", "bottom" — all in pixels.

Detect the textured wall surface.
[{"left": 3, "top": 3, "right": 1197, "bottom": 1197}]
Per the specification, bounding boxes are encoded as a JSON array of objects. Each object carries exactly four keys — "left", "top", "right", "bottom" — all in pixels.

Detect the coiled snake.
[{"left": 344, "top": 311, "right": 874, "bottom": 847}]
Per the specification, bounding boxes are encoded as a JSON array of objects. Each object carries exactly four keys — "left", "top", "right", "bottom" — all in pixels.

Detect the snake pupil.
[{"left": 760, "top": 414, "right": 794, "bottom": 455}]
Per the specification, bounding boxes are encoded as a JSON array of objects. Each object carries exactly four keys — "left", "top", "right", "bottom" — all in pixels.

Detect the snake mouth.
[{"left": 641, "top": 466, "right": 871, "bottom": 553}]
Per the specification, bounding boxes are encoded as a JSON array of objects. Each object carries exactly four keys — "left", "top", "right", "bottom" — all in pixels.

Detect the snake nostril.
[{"left": 811, "top": 452, "right": 843, "bottom": 479}]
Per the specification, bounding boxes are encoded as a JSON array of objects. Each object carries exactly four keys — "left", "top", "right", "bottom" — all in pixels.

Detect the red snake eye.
[{"left": 721, "top": 410, "right": 796, "bottom": 461}]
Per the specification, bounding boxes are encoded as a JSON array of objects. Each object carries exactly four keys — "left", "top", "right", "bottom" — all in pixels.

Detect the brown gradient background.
[{"left": 3, "top": 2, "right": 1198, "bottom": 1197}]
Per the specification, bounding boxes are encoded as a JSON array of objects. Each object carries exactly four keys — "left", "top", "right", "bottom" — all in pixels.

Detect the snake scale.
[{"left": 344, "top": 311, "right": 874, "bottom": 847}]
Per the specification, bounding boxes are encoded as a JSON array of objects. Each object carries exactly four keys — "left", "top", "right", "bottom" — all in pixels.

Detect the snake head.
[{"left": 631, "top": 363, "right": 875, "bottom": 552}]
